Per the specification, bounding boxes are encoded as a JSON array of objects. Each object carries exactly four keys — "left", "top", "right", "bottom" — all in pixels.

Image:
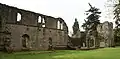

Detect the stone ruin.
[
  {"left": 0, "top": 3, "right": 69, "bottom": 52},
  {"left": 0, "top": 3, "right": 115, "bottom": 52},
  {"left": 97, "top": 21, "right": 114, "bottom": 47},
  {"left": 68, "top": 21, "right": 115, "bottom": 49},
  {"left": 68, "top": 3, "right": 115, "bottom": 49},
  {"left": 85, "top": 21, "right": 115, "bottom": 48}
]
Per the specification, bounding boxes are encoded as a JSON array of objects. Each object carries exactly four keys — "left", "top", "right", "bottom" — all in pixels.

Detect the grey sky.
[{"left": 0, "top": 0, "right": 114, "bottom": 35}]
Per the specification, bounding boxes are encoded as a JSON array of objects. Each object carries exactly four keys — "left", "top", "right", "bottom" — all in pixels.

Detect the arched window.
[
  {"left": 49, "top": 38, "right": 52, "bottom": 45},
  {"left": 42, "top": 18, "right": 45, "bottom": 23},
  {"left": 42, "top": 18, "right": 45, "bottom": 27},
  {"left": 57, "top": 21, "right": 60, "bottom": 29},
  {"left": 38, "top": 16, "right": 42, "bottom": 23},
  {"left": 61, "top": 22, "right": 63, "bottom": 30},
  {"left": 17, "top": 13, "right": 21, "bottom": 21}
]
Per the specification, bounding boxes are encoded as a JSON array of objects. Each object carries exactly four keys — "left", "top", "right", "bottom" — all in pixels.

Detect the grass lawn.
[{"left": 0, "top": 47, "right": 120, "bottom": 59}]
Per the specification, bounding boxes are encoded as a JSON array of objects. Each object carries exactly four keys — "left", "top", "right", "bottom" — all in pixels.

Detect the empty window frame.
[
  {"left": 17, "top": 13, "right": 21, "bottom": 22},
  {"left": 57, "top": 21, "right": 60, "bottom": 29},
  {"left": 38, "top": 16, "right": 42, "bottom": 23}
]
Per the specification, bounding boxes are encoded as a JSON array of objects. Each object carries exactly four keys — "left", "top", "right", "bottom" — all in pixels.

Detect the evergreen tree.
[
  {"left": 113, "top": 0, "right": 120, "bottom": 45},
  {"left": 82, "top": 3, "right": 101, "bottom": 31},
  {"left": 114, "top": 0, "right": 120, "bottom": 28}
]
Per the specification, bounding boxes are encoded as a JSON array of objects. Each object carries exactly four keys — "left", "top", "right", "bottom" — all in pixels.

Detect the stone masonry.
[{"left": 0, "top": 3, "right": 68, "bottom": 51}]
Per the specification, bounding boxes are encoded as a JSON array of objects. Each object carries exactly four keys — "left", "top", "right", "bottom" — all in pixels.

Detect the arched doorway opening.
[
  {"left": 22, "top": 34, "right": 29, "bottom": 48},
  {"left": 48, "top": 37, "right": 53, "bottom": 50}
]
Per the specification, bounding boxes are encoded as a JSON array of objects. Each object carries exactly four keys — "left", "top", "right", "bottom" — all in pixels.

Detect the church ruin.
[
  {"left": 0, "top": 3, "right": 68, "bottom": 51},
  {"left": 68, "top": 3, "right": 115, "bottom": 49},
  {"left": 0, "top": 3, "right": 116, "bottom": 52}
]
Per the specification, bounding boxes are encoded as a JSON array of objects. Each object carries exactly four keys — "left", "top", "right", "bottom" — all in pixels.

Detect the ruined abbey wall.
[
  {"left": 0, "top": 3, "right": 68, "bottom": 51},
  {"left": 97, "top": 21, "right": 114, "bottom": 47}
]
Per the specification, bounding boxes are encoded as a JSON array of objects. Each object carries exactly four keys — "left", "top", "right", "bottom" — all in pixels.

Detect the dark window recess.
[
  {"left": 26, "top": 28, "right": 29, "bottom": 31},
  {"left": 39, "top": 29, "right": 41, "bottom": 31}
]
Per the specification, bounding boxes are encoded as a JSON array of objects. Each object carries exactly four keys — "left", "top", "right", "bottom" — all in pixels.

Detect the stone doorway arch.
[
  {"left": 48, "top": 37, "right": 53, "bottom": 50},
  {"left": 22, "top": 34, "right": 29, "bottom": 48}
]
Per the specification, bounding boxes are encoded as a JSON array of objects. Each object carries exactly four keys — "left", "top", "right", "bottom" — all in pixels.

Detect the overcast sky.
[{"left": 0, "top": 0, "right": 114, "bottom": 35}]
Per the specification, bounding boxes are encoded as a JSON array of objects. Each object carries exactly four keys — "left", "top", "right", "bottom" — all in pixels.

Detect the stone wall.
[
  {"left": 68, "top": 21, "right": 115, "bottom": 49},
  {"left": 97, "top": 21, "right": 114, "bottom": 47},
  {"left": 0, "top": 3, "right": 68, "bottom": 51}
]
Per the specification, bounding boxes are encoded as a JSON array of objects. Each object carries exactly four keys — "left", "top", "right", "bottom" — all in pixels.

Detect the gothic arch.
[{"left": 22, "top": 34, "right": 29, "bottom": 48}]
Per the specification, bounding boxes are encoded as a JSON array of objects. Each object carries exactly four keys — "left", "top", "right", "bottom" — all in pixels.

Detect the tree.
[
  {"left": 114, "top": 0, "right": 120, "bottom": 28},
  {"left": 113, "top": 0, "right": 120, "bottom": 45},
  {"left": 82, "top": 3, "right": 101, "bottom": 31},
  {"left": 106, "top": 0, "right": 120, "bottom": 46},
  {"left": 82, "top": 3, "right": 101, "bottom": 48}
]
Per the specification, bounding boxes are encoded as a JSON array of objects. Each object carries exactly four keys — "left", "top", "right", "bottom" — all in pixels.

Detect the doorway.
[{"left": 22, "top": 34, "right": 29, "bottom": 48}]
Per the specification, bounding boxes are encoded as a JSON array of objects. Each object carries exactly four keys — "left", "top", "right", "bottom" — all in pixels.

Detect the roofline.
[{"left": 0, "top": 3, "right": 59, "bottom": 19}]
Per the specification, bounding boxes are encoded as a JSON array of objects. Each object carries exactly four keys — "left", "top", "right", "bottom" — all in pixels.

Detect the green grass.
[{"left": 0, "top": 47, "right": 120, "bottom": 59}]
